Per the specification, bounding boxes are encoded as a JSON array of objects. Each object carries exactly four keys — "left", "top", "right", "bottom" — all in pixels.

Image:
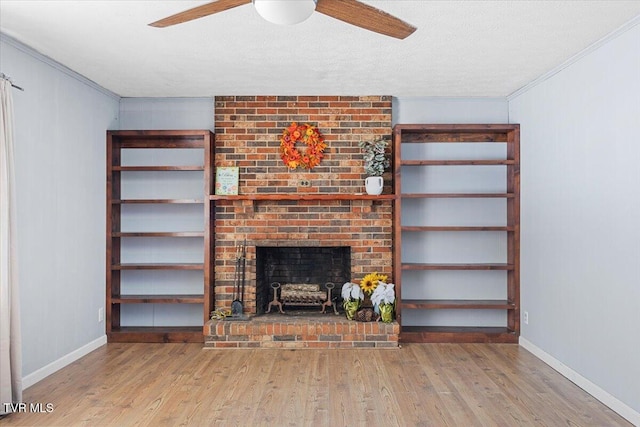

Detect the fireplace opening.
[{"left": 255, "top": 246, "right": 351, "bottom": 314}]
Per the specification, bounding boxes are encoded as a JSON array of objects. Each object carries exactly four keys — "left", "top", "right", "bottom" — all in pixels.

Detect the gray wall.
[
  {"left": 393, "top": 97, "right": 508, "bottom": 125},
  {"left": 0, "top": 34, "right": 119, "bottom": 380},
  {"left": 509, "top": 22, "right": 640, "bottom": 417},
  {"left": 119, "top": 97, "right": 214, "bottom": 130}
]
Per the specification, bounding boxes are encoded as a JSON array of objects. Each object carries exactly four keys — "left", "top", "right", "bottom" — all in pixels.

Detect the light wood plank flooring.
[{"left": 2, "top": 343, "right": 630, "bottom": 426}]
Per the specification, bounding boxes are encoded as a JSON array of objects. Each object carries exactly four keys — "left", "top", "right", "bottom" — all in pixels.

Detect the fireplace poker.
[
  {"left": 231, "top": 244, "right": 243, "bottom": 316},
  {"left": 240, "top": 239, "right": 246, "bottom": 306}
]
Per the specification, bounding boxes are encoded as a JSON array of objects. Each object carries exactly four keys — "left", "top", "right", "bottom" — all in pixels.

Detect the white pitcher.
[{"left": 365, "top": 176, "right": 383, "bottom": 195}]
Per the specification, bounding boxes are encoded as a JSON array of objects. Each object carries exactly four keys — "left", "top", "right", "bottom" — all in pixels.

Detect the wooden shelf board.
[
  {"left": 119, "top": 141, "right": 204, "bottom": 149},
  {"left": 112, "top": 263, "right": 204, "bottom": 270},
  {"left": 402, "top": 193, "right": 514, "bottom": 199},
  {"left": 109, "top": 130, "right": 211, "bottom": 150},
  {"left": 393, "top": 124, "right": 518, "bottom": 144},
  {"left": 399, "top": 133, "right": 509, "bottom": 143},
  {"left": 107, "top": 327, "right": 203, "bottom": 343},
  {"left": 400, "top": 326, "right": 518, "bottom": 344},
  {"left": 401, "top": 263, "right": 513, "bottom": 271},
  {"left": 210, "top": 194, "right": 396, "bottom": 201},
  {"left": 401, "top": 160, "right": 515, "bottom": 166},
  {"left": 113, "top": 232, "right": 204, "bottom": 237},
  {"left": 402, "top": 226, "right": 513, "bottom": 232},
  {"left": 113, "top": 199, "right": 204, "bottom": 204},
  {"left": 113, "top": 166, "right": 204, "bottom": 171},
  {"left": 394, "top": 124, "right": 519, "bottom": 132},
  {"left": 112, "top": 294, "right": 205, "bottom": 304},
  {"left": 401, "top": 299, "right": 516, "bottom": 310}
]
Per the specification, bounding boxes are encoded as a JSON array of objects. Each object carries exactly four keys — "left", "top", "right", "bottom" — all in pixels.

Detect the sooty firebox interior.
[{"left": 255, "top": 246, "right": 351, "bottom": 314}]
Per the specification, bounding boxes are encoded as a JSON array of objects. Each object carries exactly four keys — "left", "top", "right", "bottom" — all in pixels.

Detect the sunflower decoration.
[
  {"left": 359, "top": 272, "right": 388, "bottom": 296},
  {"left": 279, "top": 122, "right": 327, "bottom": 170}
]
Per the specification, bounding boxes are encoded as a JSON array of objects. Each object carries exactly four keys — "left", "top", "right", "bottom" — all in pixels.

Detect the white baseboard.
[
  {"left": 519, "top": 337, "right": 640, "bottom": 426},
  {"left": 22, "top": 335, "right": 107, "bottom": 390}
]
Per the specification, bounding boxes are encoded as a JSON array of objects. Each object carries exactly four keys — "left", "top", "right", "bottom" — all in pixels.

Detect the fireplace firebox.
[{"left": 255, "top": 246, "right": 350, "bottom": 314}]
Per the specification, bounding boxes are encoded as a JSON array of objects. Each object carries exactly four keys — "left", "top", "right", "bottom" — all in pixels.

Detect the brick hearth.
[{"left": 205, "top": 315, "right": 399, "bottom": 349}]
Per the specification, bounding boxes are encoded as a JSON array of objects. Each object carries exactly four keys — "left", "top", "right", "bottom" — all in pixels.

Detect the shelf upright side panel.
[
  {"left": 506, "top": 126, "right": 521, "bottom": 335},
  {"left": 393, "top": 126, "right": 404, "bottom": 327},
  {"left": 203, "top": 131, "right": 215, "bottom": 324},
  {"left": 106, "top": 132, "right": 122, "bottom": 332}
]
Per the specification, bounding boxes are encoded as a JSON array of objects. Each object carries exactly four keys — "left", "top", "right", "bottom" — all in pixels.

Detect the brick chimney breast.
[{"left": 213, "top": 96, "right": 393, "bottom": 314}]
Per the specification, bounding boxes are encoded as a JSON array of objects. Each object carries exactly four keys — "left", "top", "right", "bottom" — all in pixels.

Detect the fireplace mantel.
[{"left": 210, "top": 194, "right": 396, "bottom": 201}]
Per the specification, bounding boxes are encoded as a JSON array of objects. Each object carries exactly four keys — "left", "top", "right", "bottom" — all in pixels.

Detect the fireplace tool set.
[{"left": 230, "top": 240, "right": 246, "bottom": 318}]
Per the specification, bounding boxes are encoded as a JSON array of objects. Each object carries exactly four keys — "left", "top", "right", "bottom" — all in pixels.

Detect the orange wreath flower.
[{"left": 280, "top": 122, "right": 326, "bottom": 170}]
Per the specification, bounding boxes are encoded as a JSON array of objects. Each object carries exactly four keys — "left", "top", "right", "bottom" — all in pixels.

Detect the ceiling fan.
[{"left": 149, "top": 0, "right": 416, "bottom": 40}]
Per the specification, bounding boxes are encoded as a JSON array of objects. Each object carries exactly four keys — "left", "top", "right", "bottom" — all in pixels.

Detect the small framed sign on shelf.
[{"left": 215, "top": 166, "right": 239, "bottom": 195}]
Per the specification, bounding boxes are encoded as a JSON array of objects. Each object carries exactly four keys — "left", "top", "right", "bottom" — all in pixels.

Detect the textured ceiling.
[{"left": 1, "top": 1, "right": 640, "bottom": 98}]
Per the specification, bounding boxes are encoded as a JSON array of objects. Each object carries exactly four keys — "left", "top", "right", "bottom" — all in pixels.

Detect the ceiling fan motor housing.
[{"left": 253, "top": 0, "right": 317, "bottom": 25}]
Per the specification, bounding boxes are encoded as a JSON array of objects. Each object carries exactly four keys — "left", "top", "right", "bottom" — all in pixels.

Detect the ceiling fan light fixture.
[{"left": 253, "top": 0, "right": 317, "bottom": 25}]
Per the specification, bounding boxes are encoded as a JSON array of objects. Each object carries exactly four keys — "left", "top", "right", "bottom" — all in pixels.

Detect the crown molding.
[
  {"left": 1, "top": 32, "right": 120, "bottom": 101},
  {"left": 508, "top": 14, "right": 640, "bottom": 101}
]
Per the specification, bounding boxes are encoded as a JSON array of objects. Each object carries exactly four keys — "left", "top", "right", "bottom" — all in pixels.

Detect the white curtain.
[{"left": 0, "top": 77, "right": 22, "bottom": 415}]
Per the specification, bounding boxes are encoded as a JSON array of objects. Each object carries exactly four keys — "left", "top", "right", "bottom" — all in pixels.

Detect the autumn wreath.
[{"left": 279, "top": 122, "right": 326, "bottom": 170}]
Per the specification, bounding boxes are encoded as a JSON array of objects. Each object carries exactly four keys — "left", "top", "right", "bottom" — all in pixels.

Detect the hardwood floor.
[{"left": 2, "top": 343, "right": 629, "bottom": 426}]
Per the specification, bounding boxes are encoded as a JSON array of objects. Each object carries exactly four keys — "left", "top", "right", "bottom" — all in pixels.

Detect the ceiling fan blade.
[
  {"left": 316, "top": 0, "right": 416, "bottom": 39},
  {"left": 149, "top": 0, "right": 251, "bottom": 28}
]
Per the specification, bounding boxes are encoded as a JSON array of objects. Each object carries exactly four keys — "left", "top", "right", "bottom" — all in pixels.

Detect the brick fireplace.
[{"left": 205, "top": 96, "right": 398, "bottom": 348}]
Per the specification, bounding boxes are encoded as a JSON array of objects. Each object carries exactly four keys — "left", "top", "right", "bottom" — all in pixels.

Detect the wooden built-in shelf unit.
[
  {"left": 106, "top": 130, "right": 214, "bottom": 343},
  {"left": 393, "top": 124, "right": 520, "bottom": 343}
]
